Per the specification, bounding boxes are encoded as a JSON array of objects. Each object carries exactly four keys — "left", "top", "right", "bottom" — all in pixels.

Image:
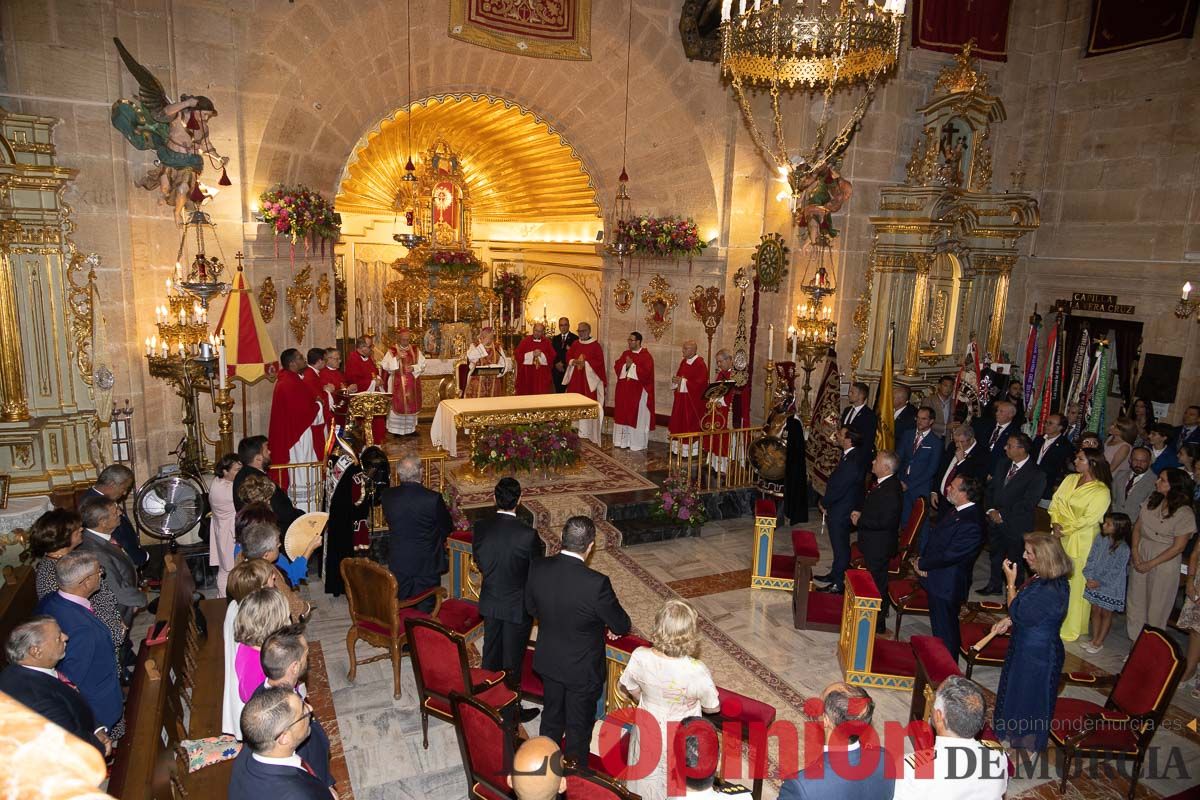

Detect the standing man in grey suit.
[
  {"left": 979, "top": 434, "right": 1046, "bottom": 593},
  {"left": 77, "top": 494, "right": 146, "bottom": 626},
  {"left": 1112, "top": 447, "right": 1156, "bottom": 522}
]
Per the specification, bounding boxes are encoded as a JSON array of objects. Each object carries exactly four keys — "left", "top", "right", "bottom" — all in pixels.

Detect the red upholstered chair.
[
  {"left": 342, "top": 557, "right": 484, "bottom": 698},
  {"left": 456, "top": 360, "right": 471, "bottom": 398},
  {"left": 450, "top": 692, "right": 518, "bottom": 800},
  {"left": 1050, "top": 626, "right": 1184, "bottom": 799},
  {"left": 908, "top": 634, "right": 963, "bottom": 734},
  {"left": 519, "top": 646, "right": 543, "bottom": 704},
  {"left": 957, "top": 601, "right": 1009, "bottom": 678},
  {"left": 790, "top": 528, "right": 841, "bottom": 632},
  {"left": 711, "top": 686, "right": 777, "bottom": 800},
  {"left": 885, "top": 571, "right": 930, "bottom": 639},
  {"left": 564, "top": 770, "right": 639, "bottom": 800},
  {"left": 406, "top": 616, "right": 519, "bottom": 749},
  {"left": 850, "top": 497, "right": 927, "bottom": 576}
]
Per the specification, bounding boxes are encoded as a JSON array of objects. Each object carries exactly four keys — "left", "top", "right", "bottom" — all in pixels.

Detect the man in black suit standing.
[
  {"left": 1033, "top": 413, "right": 1073, "bottom": 501},
  {"left": 891, "top": 384, "right": 918, "bottom": 446},
  {"left": 85, "top": 464, "right": 148, "bottom": 568},
  {"left": 0, "top": 617, "right": 111, "bottom": 756},
  {"left": 525, "top": 516, "right": 631, "bottom": 764},
  {"left": 229, "top": 687, "right": 329, "bottom": 800},
  {"left": 931, "top": 425, "right": 989, "bottom": 518},
  {"left": 851, "top": 450, "right": 903, "bottom": 633},
  {"left": 551, "top": 317, "right": 580, "bottom": 393},
  {"left": 913, "top": 475, "right": 985, "bottom": 660},
  {"left": 975, "top": 400, "right": 1017, "bottom": 473},
  {"left": 815, "top": 427, "right": 871, "bottom": 594},
  {"left": 980, "top": 434, "right": 1047, "bottom": 594},
  {"left": 474, "top": 477, "right": 544, "bottom": 723},
  {"left": 840, "top": 382, "right": 878, "bottom": 450},
  {"left": 383, "top": 455, "right": 453, "bottom": 611}
]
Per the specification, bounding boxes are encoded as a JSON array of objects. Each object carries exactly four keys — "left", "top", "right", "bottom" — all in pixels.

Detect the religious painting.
[
  {"left": 449, "top": 0, "right": 593, "bottom": 61},
  {"left": 640, "top": 274, "right": 677, "bottom": 340}
]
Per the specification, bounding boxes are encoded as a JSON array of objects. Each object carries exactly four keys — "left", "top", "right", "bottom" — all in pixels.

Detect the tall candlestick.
[
  {"left": 406, "top": 301, "right": 411, "bottom": 328},
  {"left": 454, "top": 295, "right": 458, "bottom": 322},
  {"left": 768, "top": 324, "right": 774, "bottom": 361},
  {"left": 218, "top": 341, "right": 228, "bottom": 390},
  {"left": 418, "top": 302, "right": 423, "bottom": 328}
]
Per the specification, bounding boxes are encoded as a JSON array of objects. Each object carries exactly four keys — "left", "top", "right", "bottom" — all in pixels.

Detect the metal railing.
[
  {"left": 281, "top": 451, "right": 449, "bottom": 517},
  {"left": 667, "top": 426, "right": 758, "bottom": 492}
]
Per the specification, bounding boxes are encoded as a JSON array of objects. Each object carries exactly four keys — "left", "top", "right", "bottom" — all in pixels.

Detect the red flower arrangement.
[
  {"left": 471, "top": 421, "right": 582, "bottom": 473},
  {"left": 258, "top": 185, "right": 339, "bottom": 244},
  {"left": 615, "top": 215, "right": 708, "bottom": 259},
  {"left": 425, "top": 250, "right": 483, "bottom": 279},
  {"left": 651, "top": 475, "right": 707, "bottom": 528},
  {"left": 492, "top": 269, "right": 524, "bottom": 302}
]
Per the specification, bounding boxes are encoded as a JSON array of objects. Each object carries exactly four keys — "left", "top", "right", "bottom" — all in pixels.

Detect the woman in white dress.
[
  {"left": 618, "top": 600, "right": 720, "bottom": 800},
  {"left": 208, "top": 453, "right": 241, "bottom": 596}
]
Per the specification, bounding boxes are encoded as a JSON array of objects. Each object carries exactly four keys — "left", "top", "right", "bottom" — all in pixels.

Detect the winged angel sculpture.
[{"left": 110, "top": 37, "right": 229, "bottom": 222}]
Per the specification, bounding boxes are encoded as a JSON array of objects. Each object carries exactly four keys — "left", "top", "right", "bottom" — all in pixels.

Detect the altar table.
[{"left": 430, "top": 392, "right": 600, "bottom": 457}]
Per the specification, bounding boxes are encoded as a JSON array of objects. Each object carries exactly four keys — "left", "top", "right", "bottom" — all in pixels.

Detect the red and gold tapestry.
[
  {"left": 911, "top": 0, "right": 1011, "bottom": 62},
  {"left": 1086, "top": 0, "right": 1198, "bottom": 57},
  {"left": 449, "top": 0, "right": 592, "bottom": 61}
]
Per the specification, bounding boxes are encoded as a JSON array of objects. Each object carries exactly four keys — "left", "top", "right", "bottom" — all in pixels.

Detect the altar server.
[
  {"left": 668, "top": 340, "right": 709, "bottom": 457},
  {"left": 514, "top": 322, "right": 557, "bottom": 396},
  {"left": 301, "top": 348, "right": 331, "bottom": 459},
  {"left": 465, "top": 326, "right": 508, "bottom": 398},
  {"left": 381, "top": 328, "right": 425, "bottom": 436},
  {"left": 343, "top": 335, "right": 386, "bottom": 443},
  {"left": 613, "top": 332, "right": 655, "bottom": 451},
  {"left": 563, "top": 321, "right": 607, "bottom": 444},
  {"left": 268, "top": 348, "right": 324, "bottom": 503},
  {"left": 552, "top": 317, "right": 579, "bottom": 393},
  {"left": 704, "top": 350, "right": 737, "bottom": 473}
]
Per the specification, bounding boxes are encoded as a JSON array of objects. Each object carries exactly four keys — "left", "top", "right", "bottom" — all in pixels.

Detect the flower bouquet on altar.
[
  {"left": 470, "top": 421, "right": 581, "bottom": 475},
  {"left": 426, "top": 250, "right": 483, "bottom": 282},
  {"left": 651, "top": 475, "right": 707, "bottom": 528}
]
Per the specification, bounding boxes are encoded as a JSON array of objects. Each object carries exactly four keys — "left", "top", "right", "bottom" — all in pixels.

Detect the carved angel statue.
[
  {"left": 109, "top": 37, "right": 229, "bottom": 222},
  {"left": 789, "top": 158, "right": 853, "bottom": 247}
]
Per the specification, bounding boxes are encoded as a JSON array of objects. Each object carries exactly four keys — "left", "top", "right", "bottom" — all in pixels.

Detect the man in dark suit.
[
  {"left": 256, "top": 625, "right": 332, "bottom": 789},
  {"left": 980, "top": 434, "right": 1047, "bottom": 593},
  {"left": 851, "top": 451, "right": 903, "bottom": 634},
  {"left": 525, "top": 516, "right": 631, "bottom": 764},
  {"left": 77, "top": 494, "right": 146, "bottom": 626},
  {"left": 974, "top": 400, "right": 1017, "bottom": 473},
  {"left": 35, "top": 550, "right": 124, "bottom": 736},
  {"left": 840, "top": 382, "right": 878, "bottom": 451},
  {"left": 474, "top": 477, "right": 543, "bottom": 722},
  {"left": 931, "top": 425, "right": 989, "bottom": 520},
  {"left": 551, "top": 317, "right": 580, "bottom": 393},
  {"left": 777, "top": 683, "right": 894, "bottom": 799},
  {"left": 382, "top": 455, "right": 453, "bottom": 611},
  {"left": 86, "top": 463, "right": 148, "bottom": 568},
  {"left": 230, "top": 687, "right": 329, "bottom": 800},
  {"left": 897, "top": 406, "right": 942, "bottom": 528},
  {"left": 815, "top": 427, "right": 871, "bottom": 594},
  {"left": 1033, "top": 413, "right": 1073, "bottom": 501},
  {"left": 234, "top": 435, "right": 303, "bottom": 530},
  {"left": 0, "top": 616, "right": 110, "bottom": 755},
  {"left": 891, "top": 385, "right": 918, "bottom": 446},
  {"left": 913, "top": 475, "right": 985, "bottom": 661}
]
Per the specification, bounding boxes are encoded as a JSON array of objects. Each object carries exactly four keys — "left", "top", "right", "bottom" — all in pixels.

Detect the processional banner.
[
  {"left": 449, "top": 0, "right": 592, "bottom": 61},
  {"left": 910, "top": 0, "right": 1011, "bottom": 61}
]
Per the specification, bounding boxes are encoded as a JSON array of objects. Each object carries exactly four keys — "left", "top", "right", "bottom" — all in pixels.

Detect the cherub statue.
[
  {"left": 109, "top": 38, "right": 229, "bottom": 222},
  {"left": 789, "top": 158, "right": 853, "bottom": 247}
]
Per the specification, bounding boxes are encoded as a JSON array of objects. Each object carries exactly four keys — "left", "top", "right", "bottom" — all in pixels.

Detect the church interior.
[{"left": 1, "top": 0, "right": 1199, "bottom": 798}]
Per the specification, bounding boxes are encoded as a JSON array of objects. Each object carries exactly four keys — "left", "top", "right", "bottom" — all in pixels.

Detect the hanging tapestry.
[
  {"left": 1085, "top": 0, "right": 1198, "bottom": 57},
  {"left": 448, "top": 0, "right": 592, "bottom": 61},
  {"left": 911, "top": 0, "right": 1011, "bottom": 61}
]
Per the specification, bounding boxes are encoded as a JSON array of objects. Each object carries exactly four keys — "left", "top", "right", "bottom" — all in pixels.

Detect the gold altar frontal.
[{"left": 430, "top": 392, "right": 600, "bottom": 467}]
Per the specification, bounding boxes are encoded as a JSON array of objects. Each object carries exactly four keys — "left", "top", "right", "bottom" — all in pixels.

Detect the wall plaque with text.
[{"left": 1056, "top": 293, "right": 1136, "bottom": 315}]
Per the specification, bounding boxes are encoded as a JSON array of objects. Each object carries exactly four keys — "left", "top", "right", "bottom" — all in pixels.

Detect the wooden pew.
[{"left": 0, "top": 564, "right": 36, "bottom": 669}]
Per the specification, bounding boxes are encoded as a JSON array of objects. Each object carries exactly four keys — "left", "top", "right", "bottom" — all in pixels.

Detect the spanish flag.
[{"left": 875, "top": 323, "right": 896, "bottom": 453}]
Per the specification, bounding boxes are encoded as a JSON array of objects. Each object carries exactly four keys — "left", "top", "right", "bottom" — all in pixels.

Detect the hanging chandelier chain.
[
  {"left": 619, "top": 0, "right": 633, "bottom": 171},
  {"left": 406, "top": 0, "right": 414, "bottom": 160}
]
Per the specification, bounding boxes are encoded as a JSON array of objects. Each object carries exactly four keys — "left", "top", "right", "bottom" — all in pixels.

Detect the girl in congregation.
[{"left": 1080, "top": 512, "right": 1131, "bottom": 654}]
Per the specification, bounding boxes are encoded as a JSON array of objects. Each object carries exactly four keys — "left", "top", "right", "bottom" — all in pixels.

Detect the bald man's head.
[{"left": 511, "top": 737, "right": 565, "bottom": 800}]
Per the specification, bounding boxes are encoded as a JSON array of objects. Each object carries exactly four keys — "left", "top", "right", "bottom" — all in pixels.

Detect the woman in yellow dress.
[{"left": 1048, "top": 447, "right": 1113, "bottom": 641}]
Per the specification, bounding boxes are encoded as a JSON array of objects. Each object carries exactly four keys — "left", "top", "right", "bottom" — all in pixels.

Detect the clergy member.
[
  {"left": 613, "top": 331, "right": 655, "bottom": 451},
  {"left": 322, "top": 346, "right": 347, "bottom": 428},
  {"left": 268, "top": 348, "right": 324, "bottom": 499},
  {"left": 465, "top": 327, "right": 508, "bottom": 398},
  {"left": 552, "top": 317, "right": 579, "bottom": 393},
  {"left": 563, "top": 321, "right": 606, "bottom": 444},
  {"left": 514, "top": 323, "right": 557, "bottom": 396},
  {"left": 705, "top": 349, "right": 736, "bottom": 473},
  {"left": 344, "top": 335, "right": 386, "bottom": 443},
  {"left": 301, "top": 347, "right": 332, "bottom": 459},
  {"left": 668, "top": 339, "right": 708, "bottom": 456},
  {"left": 381, "top": 328, "right": 425, "bottom": 436}
]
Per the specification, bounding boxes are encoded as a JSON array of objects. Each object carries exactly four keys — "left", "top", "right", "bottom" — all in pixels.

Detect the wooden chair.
[
  {"left": 709, "top": 686, "right": 777, "bottom": 800},
  {"left": 341, "top": 556, "right": 484, "bottom": 699},
  {"left": 850, "top": 496, "right": 927, "bottom": 576},
  {"left": 0, "top": 564, "right": 36, "bottom": 669},
  {"left": 1049, "top": 626, "right": 1184, "bottom": 799},
  {"left": 885, "top": 567, "right": 930, "bottom": 639},
  {"left": 405, "top": 616, "right": 518, "bottom": 749},
  {"left": 450, "top": 692, "right": 518, "bottom": 800},
  {"left": 957, "top": 600, "right": 1009, "bottom": 678}
]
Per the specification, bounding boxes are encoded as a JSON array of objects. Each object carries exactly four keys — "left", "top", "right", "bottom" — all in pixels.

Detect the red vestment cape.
[
  {"left": 668, "top": 356, "right": 709, "bottom": 436},
  {"left": 565, "top": 340, "right": 607, "bottom": 399},
  {"left": 269, "top": 369, "right": 319, "bottom": 489},
  {"left": 300, "top": 366, "right": 330, "bottom": 459},
  {"left": 343, "top": 351, "right": 386, "bottom": 442},
  {"left": 388, "top": 344, "right": 423, "bottom": 414},
  {"left": 613, "top": 348, "right": 655, "bottom": 430},
  {"left": 514, "top": 336, "right": 557, "bottom": 395},
  {"left": 323, "top": 367, "right": 347, "bottom": 424},
  {"left": 704, "top": 368, "right": 736, "bottom": 456}
]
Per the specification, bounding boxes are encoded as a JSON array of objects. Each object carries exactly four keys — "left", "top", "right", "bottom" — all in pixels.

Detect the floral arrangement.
[
  {"left": 492, "top": 269, "right": 524, "bottom": 302},
  {"left": 471, "top": 421, "right": 582, "bottom": 474},
  {"left": 651, "top": 475, "right": 707, "bottom": 528},
  {"left": 258, "top": 185, "right": 340, "bottom": 244},
  {"left": 443, "top": 484, "right": 470, "bottom": 532},
  {"left": 615, "top": 215, "right": 708, "bottom": 259},
  {"left": 425, "top": 250, "right": 483, "bottom": 279}
]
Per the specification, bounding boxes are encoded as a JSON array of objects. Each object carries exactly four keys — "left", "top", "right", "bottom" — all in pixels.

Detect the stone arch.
[{"left": 524, "top": 270, "right": 602, "bottom": 320}]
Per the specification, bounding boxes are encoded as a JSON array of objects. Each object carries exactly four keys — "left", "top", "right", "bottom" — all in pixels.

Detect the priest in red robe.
[
  {"left": 612, "top": 331, "right": 655, "bottom": 451},
  {"left": 668, "top": 340, "right": 708, "bottom": 456},
  {"left": 704, "top": 349, "right": 737, "bottom": 474},
  {"left": 465, "top": 327, "right": 507, "bottom": 398},
  {"left": 381, "top": 328, "right": 425, "bottom": 436},
  {"left": 343, "top": 335, "right": 386, "bottom": 443},
  {"left": 514, "top": 322, "right": 557, "bottom": 396},
  {"left": 301, "top": 347, "right": 332, "bottom": 459},
  {"left": 322, "top": 346, "right": 348, "bottom": 428},
  {"left": 268, "top": 348, "right": 323, "bottom": 503},
  {"left": 563, "top": 321, "right": 606, "bottom": 444}
]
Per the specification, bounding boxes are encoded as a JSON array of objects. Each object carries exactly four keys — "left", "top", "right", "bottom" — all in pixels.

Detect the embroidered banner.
[
  {"left": 449, "top": 0, "right": 592, "bottom": 61},
  {"left": 1086, "top": 0, "right": 1198, "bottom": 56},
  {"left": 911, "top": 0, "right": 1011, "bottom": 61}
]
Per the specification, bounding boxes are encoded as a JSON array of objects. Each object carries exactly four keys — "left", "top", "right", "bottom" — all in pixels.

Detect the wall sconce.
[{"left": 1175, "top": 282, "right": 1199, "bottom": 321}]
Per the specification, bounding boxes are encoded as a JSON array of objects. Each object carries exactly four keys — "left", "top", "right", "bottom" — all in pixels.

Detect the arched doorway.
[{"left": 524, "top": 273, "right": 599, "bottom": 330}]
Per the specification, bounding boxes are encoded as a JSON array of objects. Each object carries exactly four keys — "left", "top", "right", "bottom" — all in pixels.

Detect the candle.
[
  {"left": 789, "top": 326, "right": 797, "bottom": 362},
  {"left": 1184, "top": 282, "right": 1193, "bottom": 301},
  {"left": 418, "top": 302, "right": 423, "bottom": 328},
  {"left": 144, "top": 338, "right": 150, "bottom": 356},
  {"left": 489, "top": 302, "right": 494, "bottom": 329},
  {"left": 393, "top": 299, "right": 398, "bottom": 321},
  {"left": 179, "top": 308, "right": 186, "bottom": 326},
  {"left": 454, "top": 295, "right": 458, "bottom": 322},
  {"left": 509, "top": 298, "right": 514, "bottom": 323},
  {"left": 721, "top": 0, "right": 733, "bottom": 21},
  {"left": 218, "top": 340, "right": 228, "bottom": 390},
  {"left": 768, "top": 324, "right": 774, "bottom": 361},
  {"left": 166, "top": 278, "right": 172, "bottom": 295},
  {"left": 177, "top": 342, "right": 185, "bottom": 357},
  {"left": 406, "top": 301, "right": 411, "bottom": 328}
]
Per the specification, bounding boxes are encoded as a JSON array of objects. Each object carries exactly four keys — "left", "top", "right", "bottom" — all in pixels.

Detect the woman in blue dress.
[{"left": 991, "top": 532, "right": 1072, "bottom": 751}]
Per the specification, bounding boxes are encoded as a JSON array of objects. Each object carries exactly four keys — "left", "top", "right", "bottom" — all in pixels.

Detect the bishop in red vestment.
[
  {"left": 381, "top": 329, "right": 425, "bottom": 436},
  {"left": 300, "top": 347, "right": 333, "bottom": 459},
  {"left": 465, "top": 328, "right": 507, "bottom": 398},
  {"left": 322, "top": 347, "right": 348, "bottom": 428},
  {"left": 612, "top": 331, "right": 655, "bottom": 451},
  {"left": 343, "top": 335, "right": 386, "bottom": 443},
  {"left": 563, "top": 321, "right": 606, "bottom": 444},
  {"left": 668, "top": 340, "right": 708, "bottom": 456},
  {"left": 268, "top": 348, "right": 323, "bottom": 497},
  {"left": 514, "top": 323, "right": 557, "bottom": 395},
  {"left": 704, "top": 350, "right": 737, "bottom": 473}
]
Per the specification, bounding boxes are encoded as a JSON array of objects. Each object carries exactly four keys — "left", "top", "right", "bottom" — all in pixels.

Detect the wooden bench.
[{"left": 0, "top": 564, "right": 37, "bottom": 669}]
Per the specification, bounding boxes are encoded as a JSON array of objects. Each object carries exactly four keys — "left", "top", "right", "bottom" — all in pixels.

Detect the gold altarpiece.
[
  {"left": 0, "top": 107, "right": 98, "bottom": 497},
  {"left": 852, "top": 45, "right": 1039, "bottom": 383}
]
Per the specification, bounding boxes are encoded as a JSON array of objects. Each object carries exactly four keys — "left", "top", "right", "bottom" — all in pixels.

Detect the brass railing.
[
  {"left": 280, "top": 450, "right": 449, "bottom": 519},
  {"left": 667, "top": 426, "right": 758, "bottom": 492}
]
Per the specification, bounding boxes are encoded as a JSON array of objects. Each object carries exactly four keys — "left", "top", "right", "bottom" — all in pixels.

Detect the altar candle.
[
  {"left": 161, "top": 341, "right": 168, "bottom": 357},
  {"left": 721, "top": 0, "right": 732, "bottom": 20},
  {"left": 768, "top": 325, "right": 775, "bottom": 361},
  {"left": 179, "top": 307, "right": 186, "bottom": 326},
  {"left": 454, "top": 295, "right": 459, "bottom": 322},
  {"left": 418, "top": 302, "right": 423, "bottom": 328},
  {"left": 393, "top": 300, "right": 398, "bottom": 321},
  {"left": 144, "top": 338, "right": 150, "bottom": 356},
  {"left": 789, "top": 327, "right": 797, "bottom": 362},
  {"left": 406, "top": 301, "right": 411, "bottom": 328},
  {"left": 489, "top": 302, "right": 494, "bottom": 329},
  {"left": 509, "top": 299, "right": 514, "bottom": 323},
  {"left": 177, "top": 342, "right": 185, "bottom": 357},
  {"left": 1184, "top": 282, "right": 1193, "bottom": 301},
  {"left": 218, "top": 339, "right": 228, "bottom": 390}
]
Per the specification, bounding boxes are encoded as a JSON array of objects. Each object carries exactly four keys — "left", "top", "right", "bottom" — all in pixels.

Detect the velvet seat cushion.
[
  {"left": 958, "top": 621, "right": 1009, "bottom": 662},
  {"left": 806, "top": 590, "right": 843, "bottom": 625},
  {"left": 791, "top": 529, "right": 820, "bottom": 560},
  {"left": 716, "top": 686, "right": 777, "bottom": 727},
  {"left": 755, "top": 499, "right": 777, "bottom": 518},
  {"left": 606, "top": 633, "right": 652, "bottom": 654},
  {"left": 911, "top": 635, "right": 962, "bottom": 684},
  {"left": 770, "top": 554, "right": 795, "bottom": 579},
  {"left": 425, "top": 677, "right": 516, "bottom": 715},
  {"left": 1050, "top": 698, "right": 1140, "bottom": 754},
  {"left": 449, "top": 530, "right": 474, "bottom": 544},
  {"left": 356, "top": 597, "right": 482, "bottom": 637},
  {"left": 887, "top": 578, "right": 929, "bottom": 611},
  {"left": 870, "top": 639, "right": 916, "bottom": 677},
  {"left": 519, "top": 648, "right": 543, "bottom": 697},
  {"left": 845, "top": 568, "right": 879, "bottom": 599}
]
